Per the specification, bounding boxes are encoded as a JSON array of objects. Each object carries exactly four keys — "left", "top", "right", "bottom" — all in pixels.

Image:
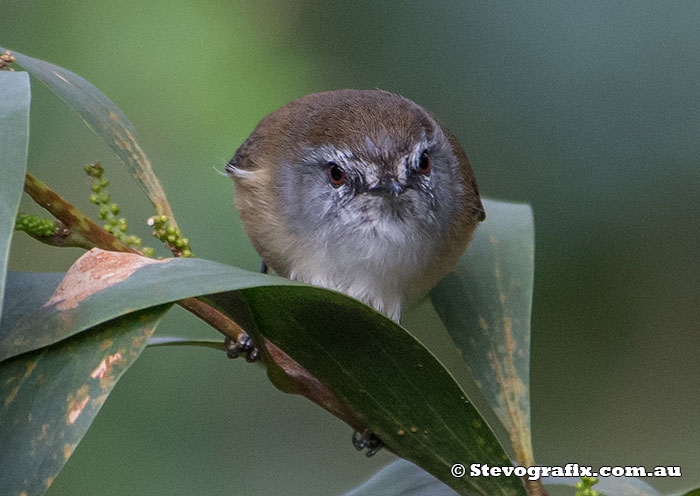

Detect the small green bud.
[
  {"left": 90, "top": 194, "right": 100, "bottom": 204},
  {"left": 85, "top": 163, "right": 104, "bottom": 178},
  {"left": 142, "top": 247, "right": 155, "bottom": 257},
  {"left": 100, "top": 179, "right": 109, "bottom": 188},
  {"left": 91, "top": 183, "right": 102, "bottom": 193},
  {"left": 166, "top": 225, "right": 177, "bottom": 235},
  {"left": 110, "top": 203, "right": 120, "bottom": 215},
  {"left": 182, "top": 249, "right": 193, "bottom": 258},
  {"left": 15, "top": 214, "right": 56, "bottom": 237},
  {"left": 167, "top": 234, "right": 176, "bottom": 244},
  {"left": 98, "top": 192, "right": 110, "bottom": 203}
]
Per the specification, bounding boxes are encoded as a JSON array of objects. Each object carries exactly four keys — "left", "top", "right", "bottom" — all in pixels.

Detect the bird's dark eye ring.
[
  {"left": 418, "top": 151, "right": 431, "bottom": 174},
  {"left": 327, "top": 162, "right": 346, "bottom": 187}
]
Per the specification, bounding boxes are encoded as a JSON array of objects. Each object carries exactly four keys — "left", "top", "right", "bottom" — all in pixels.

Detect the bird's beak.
[{"left": 368, "top": 175, "right": 405, "bottom": 198}]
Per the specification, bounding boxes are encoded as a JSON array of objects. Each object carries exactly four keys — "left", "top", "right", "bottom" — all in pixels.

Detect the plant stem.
[
  {"left": 22, "top": 172, "right": 247, "bottom": 342},
  {"left": 524, "top": 480, "right": 548, "bottom": 496},
  {"left": 177, "top": 297, "right": 247, "bottom": 342},
  {"left": 24, "top": 173, "right": 131, "bottom": 252}
]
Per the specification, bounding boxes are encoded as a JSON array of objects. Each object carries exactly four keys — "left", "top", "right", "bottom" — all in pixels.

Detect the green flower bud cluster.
[
  {"left": 84, "top": 163, "right": 154, "bottom": 257},
  {"left": 15, "top": 213, "right": 57, "bottom": 237},
  {"left": 575, "top": 476, "right": 599, "bottom": 496},
  {"left": 147, "top": 215, "right": 193, "bottom": 257}
]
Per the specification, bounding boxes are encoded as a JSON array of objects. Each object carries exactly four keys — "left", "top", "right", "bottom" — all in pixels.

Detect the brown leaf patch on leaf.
[
  {"left": 66, "top": 384, "right": 90, "bottom": 425},
  {"left": 44, "top": 248, "right": 170, "bottom": 311}
]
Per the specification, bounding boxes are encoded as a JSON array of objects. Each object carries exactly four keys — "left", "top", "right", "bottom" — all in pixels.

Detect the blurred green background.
[{"left": 3, "top": 1, "right": 699, "bottom": 494}]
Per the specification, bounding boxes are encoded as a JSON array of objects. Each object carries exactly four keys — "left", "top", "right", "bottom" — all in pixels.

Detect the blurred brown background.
[{"left": 4, "top": 1, "right": 699, "bottom": 494}]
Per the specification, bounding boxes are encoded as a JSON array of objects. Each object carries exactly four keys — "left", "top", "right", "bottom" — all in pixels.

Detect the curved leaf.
[
  {"left": 0, "top": 250, "right": 295, "bottom": 363},
  {"left": 2, "top": 247, "right": 526, "bottom": 495},
  {"left": 0, "top": 304, "right": 170, "bottom": 496},
  {"left": 342, "top": 459, "right": 458, "bottom": 496},
  {"left": 0, "top": 71, "right": 30, "bottom": 326},
  {"left": 236, "top": 285, "right": 525, "bottom": 495},
  {"left": 431, "top": 199, "right": 535, "bottom": 467},
  {"left": 346, "top": 461, "right": 670, "bottom": 496},
  {"left": 0, "top": 48, "right": 173, "bottom": 220}
]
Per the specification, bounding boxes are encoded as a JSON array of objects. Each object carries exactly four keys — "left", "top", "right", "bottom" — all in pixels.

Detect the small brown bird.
[{"left": 227, "top": 89, "right": 484, "bottom": 322}]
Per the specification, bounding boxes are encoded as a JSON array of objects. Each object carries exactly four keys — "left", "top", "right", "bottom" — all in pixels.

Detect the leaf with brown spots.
[
  {"left": 431, "top": 199, "right": 536, "bottom": 468},
  {"left": 0, "top": 250, "right": 293, "bottom": 363},
  {"left": 2, "top": 238, "right": 528, "bottom": 495},
  {"left": 0, "top": 305, "right": 169, "bottom": 496},
  {"left": 224, "top": 286, "right": 526, "bottom": 496}
]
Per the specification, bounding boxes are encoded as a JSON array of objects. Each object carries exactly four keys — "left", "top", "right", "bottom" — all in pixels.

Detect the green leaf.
[
  {"left": 0, "top": 304, "right": 170, "bottom": 496},
  {"left": 236, "top": 286, "right": 525, "bottom": 496},
  {"left": 543, "top": 476, "right": 661, "bottom": 496},
  {"left": 0, "top": 251, "right": 293, "bottom": 363},
  {"left": 681, "top": 489, "right": 700, "bottom": 496},
  {"left": 342, "top": 459, "right": 458, "bottom": 496},
  {"left": 430, "top": 199, "right": 535, "bottom": 466},
  {"left": 2, "top": 248, "right": 525, "bottom": 495},
  {"left": 0, "top": 48, "right": 173, "bottom": 220},
  {"left": 0, "top": 71, "right": 30, "bottom": 327}
]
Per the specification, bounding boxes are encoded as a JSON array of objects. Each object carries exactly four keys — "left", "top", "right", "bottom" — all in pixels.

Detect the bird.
[{"left": 227, "top": 89, "right": 485, "bottom": 323}]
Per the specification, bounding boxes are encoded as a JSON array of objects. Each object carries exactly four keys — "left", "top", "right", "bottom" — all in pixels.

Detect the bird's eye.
[
  {"left": 327, "top": 162, "right": 346, "bottom": 187},
  {"left": 418, "top": 151, "right": 431, "bottom": 174}
]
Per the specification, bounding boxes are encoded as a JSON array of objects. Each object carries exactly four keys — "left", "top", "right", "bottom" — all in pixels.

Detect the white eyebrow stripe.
[{"left": 226, "top": 164, "right": 259, "bottom": 178}]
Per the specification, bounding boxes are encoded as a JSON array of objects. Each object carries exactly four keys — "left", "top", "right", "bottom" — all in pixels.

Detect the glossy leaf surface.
[
  {"left": 3, "top": 245, "right": 525, "bottom": 496},
  {"left": 431, "top": 199, "right": 535, "bottom": 467},
  {"left": 0, "top": 295, "right": 169, "bottom": 496},
  {"left": 0, "top": 71, "right": 30, "bottom": 326}
]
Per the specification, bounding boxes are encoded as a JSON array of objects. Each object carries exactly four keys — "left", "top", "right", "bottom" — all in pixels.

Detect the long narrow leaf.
[
  {"left": 0, "top": 304, "right": 170, "bottom": 496},
  {"left": 431, "top": 199, "right": 535, "bottom": 467},
  {"left": 0, "top": 48, "right": 174, "bottom": 221},
  {"left": 345, "top": 460, "right": 669, "bottom": 496},
  {"left": 237, "top": 285, "right": 526, "bottom": 495},
  {"left": 342, "top": 459, "right": 458, "bottom": 496},
  {"left": 0, "top": 251, "right": 293, "bottom": 363},
  {"left": 3, "top": 246, "right": 526, "bottom": 495},
  {"left": 0, "top": 71, "right": 30, "bottom": 326}
]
